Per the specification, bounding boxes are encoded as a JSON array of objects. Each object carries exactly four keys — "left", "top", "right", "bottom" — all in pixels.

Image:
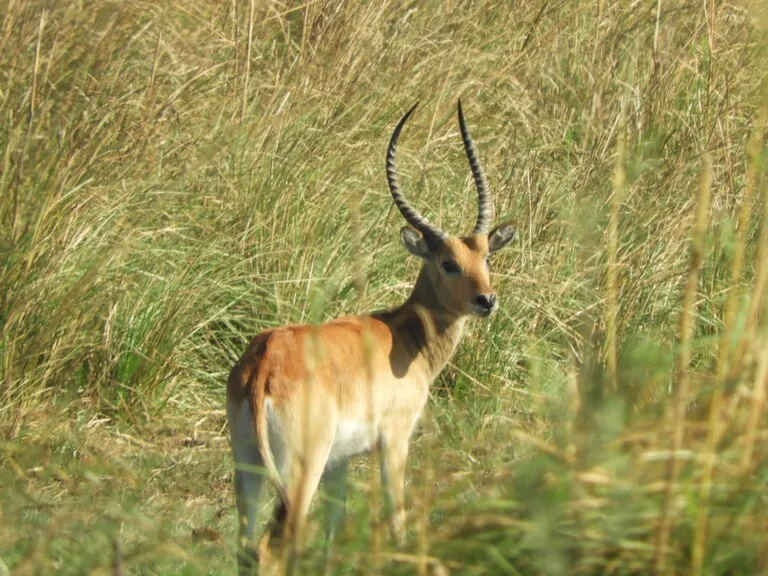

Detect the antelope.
[{"left": 226, "top": 100, "right": 517, "bottom": 573}]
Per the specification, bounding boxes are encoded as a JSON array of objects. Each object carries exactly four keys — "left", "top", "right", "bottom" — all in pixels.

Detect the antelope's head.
[{"left": 387, "top": 101, "right": 517, "bottom": 318}]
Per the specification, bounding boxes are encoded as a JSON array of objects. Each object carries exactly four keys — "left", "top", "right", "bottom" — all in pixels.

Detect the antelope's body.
[{"left": 227, "top": 102, "right": 516, "bottom": 574}]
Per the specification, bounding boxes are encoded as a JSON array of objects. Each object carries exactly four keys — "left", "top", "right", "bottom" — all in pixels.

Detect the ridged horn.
[
  {"left": 457, "top": 99, "right": 494, "bottom": 235},
  {"left": 387, "top": 103, "right": 448, "bottom": 244}
]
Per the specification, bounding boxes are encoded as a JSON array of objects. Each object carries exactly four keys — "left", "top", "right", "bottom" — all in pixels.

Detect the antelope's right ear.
[
  {"left": 488, "top": 221, "right": 517, "bottom": 252},
  {"left": 400, "top": 227, "right": 431, "bottom": 258}
]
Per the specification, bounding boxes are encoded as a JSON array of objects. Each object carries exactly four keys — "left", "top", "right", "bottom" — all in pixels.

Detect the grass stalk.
[
  {"left": 11, "top": 8, "right": 45, "bottom": 241},
  {"left": 231, "top": 0, "right": 238, "bottom": 92},
  {"left": 350, "top": 183, "right": 382, "bottom": 574},
  {"left": 147, "top": 12, "right": 162, "bottom": 98},
  {"left": 654, "top": 154, "right": 711, "bottom": 574},
  {"left": 730, "top": 97, "right": 768, "bottom": 378},
  {"left": 241, "top": 0, "right": 254, "bottom": 123},
  {"left": 704, "top": 0, "right": 716, "bottom": 143},
  {"left": 742, "top": 339, "right": 768, "bottom": 470},
  {"left": 691, "top": 124, "right": 761, "bottom": 576},
  {"left": 605, "top": 107, "right": 625, "bottom": 392}
]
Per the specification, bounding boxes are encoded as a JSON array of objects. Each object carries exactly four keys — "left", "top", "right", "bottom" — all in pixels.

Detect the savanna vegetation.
[{"left": 2, "top": 1, "right": 768, "bottom": 574}]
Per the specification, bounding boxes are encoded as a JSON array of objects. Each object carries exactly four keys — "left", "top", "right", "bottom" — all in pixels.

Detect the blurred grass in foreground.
[{"left": 1, "top": 1, "right": 768, "bottom": 574}]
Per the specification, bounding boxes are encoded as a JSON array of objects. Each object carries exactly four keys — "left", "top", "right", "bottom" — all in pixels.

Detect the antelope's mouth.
[{"left": 469, "top": 304, "right": 496, "bottom": 318}]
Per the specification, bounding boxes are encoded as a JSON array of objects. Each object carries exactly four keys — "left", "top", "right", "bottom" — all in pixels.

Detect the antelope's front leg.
[
  {"left": 323, "top": 458, "right": 349, "bottom": 544},
  {"left": 380, "top": 434, "right": 410, "bottom": 544}
]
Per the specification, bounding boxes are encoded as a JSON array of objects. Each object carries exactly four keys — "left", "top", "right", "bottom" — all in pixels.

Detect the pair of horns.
[{"left": 386, "top": 100, "right": 494, "bottom": 243}]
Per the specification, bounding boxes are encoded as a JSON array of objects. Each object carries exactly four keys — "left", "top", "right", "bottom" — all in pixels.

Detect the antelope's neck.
[{"left": 390, "top": 267, "right": 467, "bottom": 381}]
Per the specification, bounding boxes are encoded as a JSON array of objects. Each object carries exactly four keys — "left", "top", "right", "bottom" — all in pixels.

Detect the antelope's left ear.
[{"left": 488, "top": 221, "right": 517, "bottom": 252}]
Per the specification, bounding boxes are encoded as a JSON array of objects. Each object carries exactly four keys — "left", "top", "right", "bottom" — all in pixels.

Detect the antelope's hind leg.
[
  {"left": 264, "top": 424, "right": 336, "bottom": 564},
  {"left": 228, "top": 401, "right": 267, "bottom": 575}
]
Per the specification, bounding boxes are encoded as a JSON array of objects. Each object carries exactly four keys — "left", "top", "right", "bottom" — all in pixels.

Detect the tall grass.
[{"left": 1, "top": 1, "right": 767, "bottom": 574}]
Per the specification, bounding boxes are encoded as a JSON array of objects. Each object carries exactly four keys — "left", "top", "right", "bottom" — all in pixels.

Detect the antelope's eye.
[{"left": 441, "top": 260, "right": 461, "bottom": 275}]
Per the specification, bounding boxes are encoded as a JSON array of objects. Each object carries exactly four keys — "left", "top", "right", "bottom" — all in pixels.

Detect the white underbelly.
[{"left": 328, "top": 418, "right": 376, "bottom": 463}]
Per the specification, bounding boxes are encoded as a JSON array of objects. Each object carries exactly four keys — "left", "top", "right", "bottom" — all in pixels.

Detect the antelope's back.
[{"left": 226, "top": 316, "right": 418, "bottom": 415}]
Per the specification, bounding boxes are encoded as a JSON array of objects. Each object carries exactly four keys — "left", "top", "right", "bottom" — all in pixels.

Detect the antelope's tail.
[{"left": 252, "top": 372, "right": 289, "bottom": 506}]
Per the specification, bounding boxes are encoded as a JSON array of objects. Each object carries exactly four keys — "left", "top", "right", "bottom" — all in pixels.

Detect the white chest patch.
[{"left": 329, "top": 419, "right": 376, "bottom": 464}]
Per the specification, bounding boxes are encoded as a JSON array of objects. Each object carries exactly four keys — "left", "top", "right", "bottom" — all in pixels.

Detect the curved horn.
[
  {"left": 458, "top": 99, "right": 494, "bottom": 235},
  {"left": 387, "top": 103, "right": 448, "bottom": 243}
]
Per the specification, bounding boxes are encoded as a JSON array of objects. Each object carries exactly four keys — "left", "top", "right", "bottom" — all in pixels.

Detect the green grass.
[{"left": 2, "top": 0, "right": 768, "bottom": 574}]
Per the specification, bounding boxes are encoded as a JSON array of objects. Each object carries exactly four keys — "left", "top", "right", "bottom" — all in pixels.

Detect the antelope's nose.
[{"left": 474, "top": 293, "right": 497, "bottom": 315}]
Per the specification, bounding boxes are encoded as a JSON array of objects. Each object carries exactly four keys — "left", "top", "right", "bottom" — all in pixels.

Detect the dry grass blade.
[
  {"left": 605, "top": 100, "right": 625, "bottom": 393},
  {"left": 655, "top": 153, "right": 711, "bottom": 574},
  {"left": 692, "top": 107, "right": 764, "bottom": 576}
]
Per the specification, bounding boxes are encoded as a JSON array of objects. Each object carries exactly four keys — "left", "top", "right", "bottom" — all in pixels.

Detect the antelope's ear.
[
  {"left": 488, "top": 222, "right": 517, "bottom": 252},
  {"left": 400, "top": 227, "right": 431, "bottom": 258}
]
